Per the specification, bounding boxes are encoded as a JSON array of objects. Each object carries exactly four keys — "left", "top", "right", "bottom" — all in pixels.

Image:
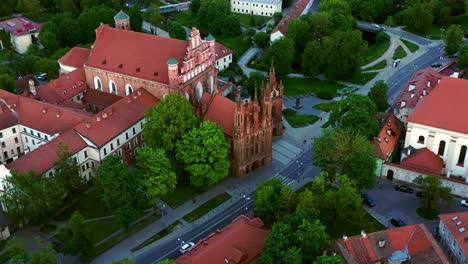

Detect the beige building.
[
  {"left": 0, "top": 17, "right": 41, "bottom": 54},
  {"left": 231, "top": 0, "right": 282, "bottom": 17},
  {"left": 439, "top": 212, "right": 468, "bottom": 264}
]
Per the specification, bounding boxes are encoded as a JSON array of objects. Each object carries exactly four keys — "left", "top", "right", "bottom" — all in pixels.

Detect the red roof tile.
[
  {"left": 407, "top": 77, "right": 468, "bottom": 134},
  {"left": 82, "top": 88, "right": 122, "bottom": 108},
  {"left": 75, "top": 88, "right": 159, "bottom": 147},
  {"left": 215, "top": 42, "right": 232, "bottom": 60},
  {"left": 335, "top": 224, "right": 450, "bottom": 264},
  {"left": 176, "top": 215, "right": 268, "bottom": 264},
  {"left": 272, "top": 0, "right": 310, "bottom": 36},
  {"left": 440, "top": 212, "right": 468, "bottom": 256},
  {"left": 35, "top": 68, "right": 88, "bottom": 104},
  {"left": 58, "top": 47, "right": 91, "bottom": 68},
  {"left": 0, "top": 17, "right": 41, "bottom": 36},
  {"left": 86, "top": 25, "right": 187, "bottom": 84},
  {"left": 373, "top": 114, "right": 403, "bottom": 160},
  {"left": 400, "top": 148, "right": 444, "bottom": 175},
  {"left": 203, "top": 94, "right": 235, "bottom": 137},
  {"left": 0, "top": 103, "right": 18, "bottom": 130}
]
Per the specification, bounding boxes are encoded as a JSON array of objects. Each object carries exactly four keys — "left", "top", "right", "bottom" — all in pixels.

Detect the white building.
[
  {"left": 270, "top": 0, "right": 312, "bottom": 42},
  {"left": 403, "top": 77, "right": 468, "bottom": 181},
  {"left": 0, "top": 17, "right": 41, "bottom": 54},
  {"left": 439, "top": 212, "right": 468, "bottom": 264},
  {"left": 230, "top": 0, "right": 282, "bottom": 17},
  {"left": 215, "top": 42, "right": 233, "bottom": 71}
]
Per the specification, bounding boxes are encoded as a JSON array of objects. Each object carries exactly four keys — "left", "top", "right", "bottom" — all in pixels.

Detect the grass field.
[
  {"left": 347, "top": 72, "right": 378, "bottom": 85},
  {"left": 233, "top": 14, "right": 269, "bottom": 28},
  {"left": 401, "top": 39, "right": 420, "bottom": 53},
  {"left": 364, "top": 60, "right": 387, "bottom": 71},
  {"left": 215, "top": 33, "right": 250, "bottom": 60},
  {"left": 313, "top": 102, "right": 338, "bottom": 112},
  {"left": 54, "top": 188, "right": 113, "bottom": 221},
  {"left": 282, "top": 77, "right": 345, "bottom": 97},
  {"left": 406, "top": 25, "right": 444, "bottom": 40},
  {"left": 393, "top": 46, "right": 407, "bottom": 60},
  {"left": 182, "top": 193, "right": 231, "bottom": 223},
  {"left": 160, "top": 181, "right": 205, "bottom": 208},
  {"left": 170, "top": 10, "right": 194, "bottom": 27},
  {"left": 283, "top": 109, "right": 320, "bottom": 127},
  {"left": 131, "top": 221, "right": 183, "bottom": 252},
  {"left": 362, "top": 34, "right": 391, "bottom": 65}
]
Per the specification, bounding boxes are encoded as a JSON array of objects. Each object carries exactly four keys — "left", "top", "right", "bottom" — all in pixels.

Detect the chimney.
[
  {"left": 42, "top": 108, "right": 47, "bottom": 114},
  {"left": 96, "top": 116, "right": 101, "bottom": 122},
  {"left": 85, "top": 122, "right": 91, "bottom": 128},
  {"left": 56, "top": 113, "right": 61, "bottom": 118},
  {"left": 407, "top": 148, "right": 411, "bottom": 156},
  {"left": 102, "top": 112, "right": 108, "bottom": 119},
  {"left": 361, "top": 230, "right": 367, "bottom": 238},
  {"left": 343, "top": 235, "right": 348, "bottom": 241},
  {"left": 378, "top": 239, "right": 386, "bottom": 248},
  {"left": 29, "top": 79, "right": 37, "bottom": 96},
  {"left": 427, "top": 81, "right": 431, "bottom": 87},
  {"left": 423, "top": 89, "right": 427, "bottom": 96}
]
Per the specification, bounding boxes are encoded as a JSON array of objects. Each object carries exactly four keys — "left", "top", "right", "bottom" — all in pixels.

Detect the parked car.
[
  {"left": 431, "top": 63, "right": 442, "bottom": 68},
  {"left": 395, "top": 185, "right": 414, "bottom": 193},
  {"left": 461, "top": 200, "right": 468, "bottom": 207},
  {"left": 180, "top": 242, "right": 195, "bottom": 254},
  {"left": 361, "top": 194, "right": 376, "bottom": 207},
  {"left": 37, "top": 73, "right": 47, "bottom": 81},
  {"left": 416, "top": 191, "right": 422, "bottom": 197},
  {"left": 390, "top": 218, "right": 406, "bottom": 227}
]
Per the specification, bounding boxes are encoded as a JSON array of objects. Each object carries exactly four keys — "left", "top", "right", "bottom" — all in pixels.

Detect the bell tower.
[{"left": 114, "top": 10, "right": 130, "bottom": 31}]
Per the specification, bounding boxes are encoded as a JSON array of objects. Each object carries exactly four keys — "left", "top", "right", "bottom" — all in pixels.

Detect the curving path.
[{"left": 361, "top": 34, "right": 399, "bottom": 70}]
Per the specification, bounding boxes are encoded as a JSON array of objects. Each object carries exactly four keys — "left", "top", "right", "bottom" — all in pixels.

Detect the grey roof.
[{"left": 114, "top": 10, "right": 130, "bottom": 20}]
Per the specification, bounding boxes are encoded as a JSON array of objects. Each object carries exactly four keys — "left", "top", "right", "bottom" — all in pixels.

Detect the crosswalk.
[{"left": 273, "top": 174, "right": 294, "bottom": 186}]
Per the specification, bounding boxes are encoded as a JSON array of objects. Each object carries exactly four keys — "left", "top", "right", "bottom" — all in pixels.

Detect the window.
[
  {"left": 0, "top": 133, "right": 3, "bottom": 139},
  {"left": 45, "top": 135, "right": 48, "bottom": 140},
  {"left": 140, "top": 121, "right": 144, "bottom": 129},
  {"left": 94, "top": 76, "right": 102, "bottom": 90},
  {"left": 458, "top": 146, "right": 467, "bottom": 166},
  {"left": 3, "top": 152, "right": 7, "bottom": 159},
  {"left": 103, "top": 148, "right": 107, "bottom": 155},
  {"left": 1, "top": 142, "right": 5, "bottom": 148},
  {"left": 134, "top": 138, "right": 138, "bottom": 147},
  {"left": 110, "top": 143, "right": 114, "bottom": 151},
  {"left": 125, "top": 84, "right": 133, "bottom": 96},
  {"left": 14, "top": 137, "right": 18, "bottom": 144},
  {"left": 127, "top": 143, "right": 131, "bottom": 150},
  {"left": 30, "top": 129, "right": 33, "bottom": 134},
  {"left": 84, "top": 150, "right": 88, "bottom": 158},
  {"left": 91, "top": 161, "right": 95, "bottom": 168},
  {"left": 25, "top": 137, "right": 28, "bottom": 143},
  {"left": 133, "top": 127, "right": 136, "bottom": 135},
  {"left": 16, "top": 147, "right": 20, "bottom": 153},
  {"left": 118, "top": 149, "right": 122, "bottom": 156},
  {"left": 86, "top": 162, "right": 90, "bottom": 169},
  {"left": 49, "top": 172, "right": 53, "bottom": 177},
  {"left": 32, "top": 139, "right": 35, "bottom": 145},
  {"left": 23, "top": 128, "right": 26, "bottom": 132},
  {"left": 12, "top": 128, "right": 15, "bottom": 133},
  {"left": 117, "top": 139, "right": 120, "bottom": 145},
  {"left": 82, "top": 165, "right": 85, "bottom": 172},
  {"left": 438, "top": 141, "right": 446, "bottom": 156},
  {"left": 109, "top": 80, "right": 117, "bottom": 94},
  {"left": 417, "top": 136, "right": 425, "bottom": 144},
  {"left": 125, "top": 132, "right": 129, "bottom": 140},
  {"left": 73, "top": 157, "right": 77, "bottom": 164}
]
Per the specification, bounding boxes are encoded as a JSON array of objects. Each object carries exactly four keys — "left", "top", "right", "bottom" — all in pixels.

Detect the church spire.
[{"left": 269, "top": 58, "right": 276, "bottom": 87}]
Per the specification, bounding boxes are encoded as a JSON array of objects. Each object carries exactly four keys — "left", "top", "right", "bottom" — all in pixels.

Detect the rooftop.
[
  {"left": 215, "top": 42, "right": 233, "bottom": 59},
  {"left": 373, "top": 113, "right": 403, "bottom": 160},
  {"left": 114, "top": 10, "right": 130, "bottom": 20},
  {"left": 400, "top": 148, "right": 444, "bottom": 175},
  {"left": 0, "top": 17, "right": 41, "bottom": 36},
  {"left": 272, "top": 0, "right": 310, "bottom": 35},
  {"left": 440, "top": 212, "right": 468, "bottom": 256},
  {"left": 203, "top": 94, "right": 236, "bottom": 137},
  {"left": 58, "top": 47, "right": 91, "bottom": 69},
  {"left": 82, "top": 88, "right": 123, "bottom": 108}
]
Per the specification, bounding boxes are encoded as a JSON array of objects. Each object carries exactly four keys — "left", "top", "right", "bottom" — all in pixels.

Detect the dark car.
[
  {"left": 361, "top": 194, "right": 376, "bottom": 207},
  {"left": 416, "top": 191, "right": 422, "bottom": 197},
  {"left": 431, "top": 63, "right": 442, "bottom": 68},
  {"left": 395, "top": 185, "right": 414, "bottom": 193},
  {"left": 390, "top": 218, "right": 406, "bottom": 227}
]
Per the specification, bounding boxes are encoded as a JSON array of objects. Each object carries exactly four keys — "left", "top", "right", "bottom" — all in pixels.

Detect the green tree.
[
  {"left": 28, "top": 245, "right": 57, "bottom": 264},
  {"left": 265, "top": 37, "right": 295, "bottom": 79},
  {"left": 241, "top": 72, "right": 267, "bottom": 96},
  {"left": 273, "top": 12, "right": 283, "bottom": 24},
  {"left": 16, "top": 0, "right": 41, "bottom": 19},
  {"left": 0, "top": 29, "right": 12, "bottom": 50},
  {"left": 53, "top": 143, "right": 83, "bottom": 195},
  {"left": 224, "top": 15, "right": 241, "bottom": 37},
  {"left": 438, "top": 6, "right": 452, "bottom": 26},
  {"left": 176, "top": 121, "right": 230, "bottom": 187},
  {"left": 306, "top": 12, "right": 334, "bottom": 39},
  {"left": 329, "top": 94, "right": 379, "bottom": 138},
  {"left": 127, "top": 6, "right": 143, "bottom": 32},
  {"left": 191, "top": 0, "right": 201, "bottom": 15},
  {"left": 254, "top": 179, "right": 298, "bottom": 227},
  {"left": 318, "top": 0, "right": 355, "bottom": 31},
  {"left": 296, "top": 188, "right": 320, "bottom": 219},
  {"left": 0, "top": 0, "right": 16, "bottom": 17},
  {"left": 62, "top": 0, "right": 79, "bottom": 15},
  {"left": 288, "top": 18, "right": 312, "bottom": 59},
  {"left": 368, "top": 80, "right": 389, "bottom": 112},
  {"left": 143, "top": 93, "right": 199, "bottom": 156},
  {"left": 197, "top": 0, "right": 231, "bottom": 35},
  {"left": 458, "top": 45, "right": 468, "bottom": 70},
  {"left": 0, "top": 73, "right": 16, "bottom": 93},
  {"left": 157, "top": 259, "right": 176, "bottom": 264},
  {"left": 401, "top": 2, "right": 434, "bottom": 32},
  {"left": 35, "top": 58, "right": 60, "bottom": 80},
  {"left": 253, "top": 31, "right": 270, "bottom": 48},
  {"left": 144, "top": 4, "right": 163, "bottom": 27},
  {"left": 112, "top": 259, "right": 136, "bottom": 264},
  {"left": 136, "top": 147, "right": 177, "bottom": 205},
  {"left": 39, "top": 31, "right": 60, "bottom": 55},
  {"left": 444, "top": 24, "right": 463, "bottom": 55},
  {"left": 312, "top": 129, "right": 376, "bottom": 189},
  {"left": 314, "top": 255, "right": 344, "bottom": 264},
  {"left": 77, "top": 6, "right": 115, "bottom": 43},
  {"left": 57, "top": 18, "right": 82, "bottom": 47},
  {"left": 413, "top": 175, "right": 453, "bottom": 212},
  {"left": 59, "top": 212, "right": 95, "bottom": 261},
  {"left": 168, "top": 22, "right": 187, "bottom": 40},
  {"left": 302, "top": 40, "right": 324, "bottom": 77},
  {"left": 6, "top": 238, "right": 28, "bottom": 264}
]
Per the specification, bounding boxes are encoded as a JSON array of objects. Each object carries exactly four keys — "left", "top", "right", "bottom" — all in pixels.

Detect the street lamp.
[
  {"left": 177, "top": 238, "right": 184, "bottom": 247},
  {"left": 158, "top": 202, "right": 166, "bottom": 225},
  {"left": 296, "top": 160, "right": 303, "bottom": 182},
  {"left": 242, "top": 195, "right": 250, "bottom": 212}
]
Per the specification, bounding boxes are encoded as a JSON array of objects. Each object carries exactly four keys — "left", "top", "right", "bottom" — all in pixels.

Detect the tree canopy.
[
  {"left": 127, "top": 6, "right": 143, "bottom": 32},
  {"left": 196, "top": 0, "right": 240, "bottom": 37},
  {"left": 0, "top": 73, "right": 15, "bottom": 93},
  {"left": 59, "top": 212, "right": 95, "bottom": 261},
  {"left": 318, "top": 0, "right": 355, "bottom": 31},
  {"left": 368, "top": 80, "right": 390, "bottom": 112},
  {"left": 413, "top": 175, "right": 453, "bottom": 212},
  {"left": 314, "top": 255, "right": 344, "bottom": 264},
  {"left": 444, "top": 24, "right": 463, "bottom": 55},
  {"left": 53, "top": 143, "right": 83, "bottom": 195},
  {"left": 265, "top": 37, "right": 295, "bottom": 79},
  {"left": 254, "top": 32, "right": 270, "bottom": 49}
]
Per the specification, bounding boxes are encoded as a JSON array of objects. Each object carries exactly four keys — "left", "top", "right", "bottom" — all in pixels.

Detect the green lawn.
[
  {"left": 347, "top": 72, "right": 378, "bottom": 85},
  {"left": 282, "top": 77, "right": 345, "bottom": 97},
  {"left": 160, "top": 181, "right": 205, "bottom": 208},
  {"left": 131, "top": 221, "right": 183, "bottom": 252},
  {"left": 362, "top": 34, "right": 391, "bottom": 65},
  {"left": 393, "top": 46, "right": 407, "bottom": 60},
  {"left": 283, "top": 109, "right": 320, "bottom": 127},
  {"left": 313, "top": 101, "right": 338, "bottom": 112},
  {"left": 406, "top": 25, "right": 444, "bottom": 40},
  {"left": 56, "top": 217, "right": 121, "bottom": 244},
  {"left": 452, "top": 15, "right": 468, "bottom": 29},
  {"left": 182, "top": 193, "right": 231, "bottom": 223},
  {"left": 364, "top": 60, "right": 387, "bottom": 71},
  {"left": 169, "top": 10, "right": 194, "bottom": 27},
  {"left": 401, "top": 39, "right": 420, "bottom": 53},
  {"left": 54, "top": 188, "right": 113, "bottom": 221},
  {"left": 232, "top": 14, "right": 269, "bottom": 28},
  {"left": 215, "top": 34, "right": 250, "bottom": 60}
]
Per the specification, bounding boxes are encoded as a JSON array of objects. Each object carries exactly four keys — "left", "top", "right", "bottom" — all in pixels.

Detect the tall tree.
[
  {"left": 288, "top": 17, "right": 313, "bottom": 60},
  {"left": 444, "top": 24, "right": 463, "bottom": 55},
  {"left": 318, "top": 0, "right": 355, "bottom": 31},
  {"left": 314, "top": 256, "right": 344, "bottom": 264},
  {"left": 77, "top": 6, "right": 115, "bottom": 43},
  {"left": 53, "top": 143, "right": 83, "bottom": 195},
  {"left": 197, "top": 0, "right": 231, "bottom": 35},
  {"left": 35, "top": 58, "right": 60, "bottom": 80},
  {"left": 253, "top": 32, "right": 270, "bottom": 49},
  {"left": 296, "top": 188, "right": 320, "bottom": 219},
  {"left": 6, "top": 238, "right": 28, "bottom": 264},
  {"left": 144, "top": 4, "right": 163, "bottom": 27},
  {"left": 368, "top": 80, "right": 389, "bottom": 112},
  {"left": 241, "top": 72, "right": 267, "bottom": 96},
  {"left": 306, "top": 12, "right": 335, "bottom": 39},
  {"left": 265, "top": 37, "right": 295, "bottom": 79},
  {"left": 413, "top": 175, "right": 453, "bottom": 212},
  {"left": 168, "top": 22, "right": 187, "bottom": 40},
  {"left": 62, "top": 0, "right": 79, "bottom": 15},
  {"left": 458, "top": 45, "right": 468, "bottom": 70},
  {"left": 39, "top": 30, "right": 60, "bottom": 55},
  {"left": 190, "top": 0, "right": 201, "bottom": 15},
  {"left": 176, "top": 121, "right": 230, "bottom": 187},
  {"left": 0, "top": 0, "right": 16, "bottom": 17},
  {"left": 143, "top": 93, "right": 199, "bottom": 156},
  {"left": 57, "top": 18, "right": 82, "bottom": 47},
  {"left": 224, "top": 15, "right": 241, "bottom": 37},
  {"left": 59, "top": 212, "right": 95, "bottom": 261},
  {"left": 16, "top": 0, "right": 41, "bottom": 19},
  {"left": 127, "top": 6, "right": 143, "bottom": 32},
  {"left": 136, "top": 147, "right": 177, "bottom": 205},
  {"left": 28, "top": 245, "right": 58, "bottom": 264},
  {"left": 0, "top": 73, "right": 15, "bottom": 93},
  {"left": 302, "top": 41, "right": 324, "bottom": 77},
  {"left": 401, "top": 2, "right": 434, "bottom": 33}
]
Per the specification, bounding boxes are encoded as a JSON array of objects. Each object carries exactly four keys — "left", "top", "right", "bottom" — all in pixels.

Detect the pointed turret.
[
  {"left": 269, "top": 59, "right": 276, "bottom": 88},
  {"left": 114, "top": 10, "right": 130, "bottom": 30}
]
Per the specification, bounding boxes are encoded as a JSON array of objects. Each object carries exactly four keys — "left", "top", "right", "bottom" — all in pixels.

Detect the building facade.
[
  {"left": 215, "top": 42, "right": 232, "bottom": 71},
  {"left": 0, "top": 17, "right": 41, "bottom": 54},
  {"left": 230, "top": 0, "right": 282, "bottom": 17},
  {"left": 439, "top": 212, "right": 468, "bottom": 264}
]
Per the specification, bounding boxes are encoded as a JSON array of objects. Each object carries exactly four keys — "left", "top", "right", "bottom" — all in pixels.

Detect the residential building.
[
  {"left": 215, "top": 42, "right": 233, "bottom": 71},
  {"left": 176, "top": 215, "right": 268, "bottom": 264},
  {"left": 270, "top": 0, "right": 312, "bottom": 42},
  {"left": 230, "top": 0, "right": 282, "bottom": 17},
  {"left": 403, "top": 77, "right": 468, "bottom": 181},
  {"left": 333, "top": 224, "right": 450, "bottom": 264},
  {"left": 439, "top": 212, "right": 468, "bottom": 264},
  {"left": 58, "top": 47, "right": 91, "bottom": 74},
  {"left": 373, "top": 113, "right": 403, "bottom": 175},
  {"left": 0, "top": 17, "right": 41, "bottom": 54}
]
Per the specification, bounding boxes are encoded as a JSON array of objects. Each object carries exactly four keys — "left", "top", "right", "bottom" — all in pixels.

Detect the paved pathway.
[{"left": 361, "top": 34, "right": 400, "bottom": 70}]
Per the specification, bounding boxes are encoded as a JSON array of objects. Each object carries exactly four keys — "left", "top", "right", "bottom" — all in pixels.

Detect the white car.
[
  {"left": 180, "top": 242, "right": 195, "bottom": 254},
  {"left": 461, "top": 200, "right": 468, "bottom": 207}
]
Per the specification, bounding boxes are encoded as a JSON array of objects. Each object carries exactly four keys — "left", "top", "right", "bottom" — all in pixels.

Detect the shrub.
[{"left": 316, "top": 91, "right": 335, "bottom": 100}]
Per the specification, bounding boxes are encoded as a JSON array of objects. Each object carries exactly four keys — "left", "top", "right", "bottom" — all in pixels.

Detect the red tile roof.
[
  {"left": 58, "top": 47, "right": 91, "bottom": 68},
  {"left": 215, "top": 42, "right": 232, "bottom": 60},
  {"left": 335, "top": 224, "right": 450, "bottom": 264},
  {"left": 0, "top": 102, "right": 18, "bottom": 130},
  {"left": 34, "top": 68, "right": 88, "bottom": 104},
  {"left": 392, "top": 68, "right": 441, "bottom": 111},
  {"left": 0, "top": 17, "right": 41, "bottom": 36},
  {"left": 373, "top": 114, "right": 402, "bottom": 160},
  {"left": 272, "top": 0, "right": 310, "bottom": 36},
  {"left": 86, "top": 25, "right": 187, "bottom": 84},
  {"left": 400, "top": 148, "right": 444, "bottom": 175},
  {"left": 203, "top": 94, "right": 235, "bottom": 137},
  {"left": 82, "top": 88, "right": 122, "bottom": 108},
  {"left": 440, "top": 212, "right": 468, "bottom": 256},
  {"left": 176, "top": 215, "right": 268, "bottom": 264},
  {"left": 75, "top": 88, "right": 159, "bottom": 147},
  {"left": 7, "top": 130, "right": 87, "bottom": 175},
  {"left": 407, "top": 77, "right": 468, "bottom": 134}
]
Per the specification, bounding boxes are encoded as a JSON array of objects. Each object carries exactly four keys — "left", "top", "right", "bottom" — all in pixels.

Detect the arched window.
[
  {"left": 458, "top": 146, "right": 467, "bottom": 165},
  {"left": 109, "top": 80, "right": 117, "bottom": 94},
  {"left": 94, "top": 76, "right": 102, "bottom": 90},
  {"left": 125, "top": 84, "right": 133, "bottom": 96},
  {"left": 196, "top": 82, "right": 203, "bottom": 101},
  {"left": 418, "top": 136, "right": 425, "bottom": 144},
  {"left": 437, "top": 141, "right": 446, "bottom": 156}
]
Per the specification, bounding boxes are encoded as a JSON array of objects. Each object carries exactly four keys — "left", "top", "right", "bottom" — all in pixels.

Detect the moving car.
[
  {"left": 361, "top": 194, "right": 376, "bottom": 207},
  {"left": 431, "top": 63, "right": 442, "bottom": 68},
  {"left": 461, "top": 200, "right": 468, "bottom": 207},
  {"left": 37, "top": 73, "right": 47, "bottom": 81},
  {"left": 395, "top": 184, "right": 414, "bottom": 193},
  {"left": 390, "top": 218, "right": 406, "bottom": 227},
  {"left": 180, "top": 242, "right": 195, "bottom": 254}
]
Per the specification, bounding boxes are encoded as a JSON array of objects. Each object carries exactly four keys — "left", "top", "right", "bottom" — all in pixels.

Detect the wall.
[
  {"left": 270, "top": 31, "right": 284, "bottom": 42},
  {"left": 11, "top": 33, "right": 37, "bottom": 54},
  {"left": 58, "top": 62, "right": 77, "bottom": 75},
  {"left": 216, "top": 54, "right": 232, "bottom": 71},
  {"left": 439, "top": 221, "right": 467, "bottom": 264},
  {"left": 0, "top": 125, "right": 23, "bottom": 163},
  {"left": 19, "top": 125, "right": 54, "bottom": 153},
  {"left": 230, "top": 0, "right": 282, "bottom": 16}
]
